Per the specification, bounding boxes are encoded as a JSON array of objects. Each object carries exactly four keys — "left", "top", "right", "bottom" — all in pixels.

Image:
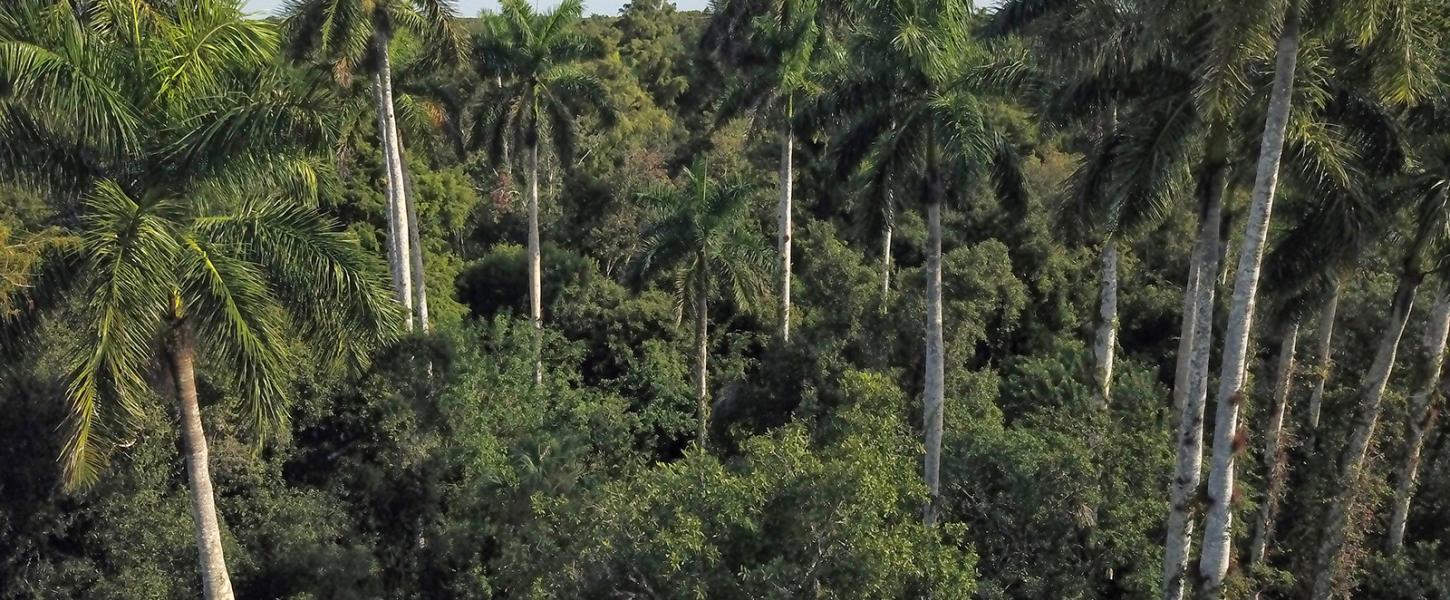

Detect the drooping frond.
[
  {"left": 177, "top": 234, "right": 290, "bottom": 438},
  {"left": 193, "top": 197, "right": 401, "bottom": 367},
  {"left": 62, "top": 181, "right": 180, "bottom": 488}
]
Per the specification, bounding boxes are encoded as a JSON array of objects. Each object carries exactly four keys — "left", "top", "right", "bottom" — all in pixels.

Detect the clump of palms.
[
  {"left": 468, "top": 0, "right": 617, "bottom": 383},
  {"left": 0, "top": 2, "right": 398, "bottom": 598},
  {"left": 630, "top": 161, "right": 773, "bottom": 448},
  {"left": 281, "top": 0, "right": 467, "bottom": 333}
]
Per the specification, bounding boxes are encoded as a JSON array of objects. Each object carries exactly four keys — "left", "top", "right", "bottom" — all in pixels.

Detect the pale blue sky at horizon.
[{"left": 241, "top": 0, "right": 711, "bottom": 17}]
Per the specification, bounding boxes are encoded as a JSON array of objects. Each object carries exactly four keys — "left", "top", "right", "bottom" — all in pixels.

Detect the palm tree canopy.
[
  {"left": 826, "top": 0, "right": 1030, "bottom": 213},
  {"left": 0, "top": 0, "right": 399, "bottom": 489},
  {"left": 280, "top": 0, "right": 467, "bottom": 83},
  {"left": 630, "top": 161, "right": 774, "bottom": 316},
  {"left": 464, "top": 0, "right": 617, "bottom": 168}
]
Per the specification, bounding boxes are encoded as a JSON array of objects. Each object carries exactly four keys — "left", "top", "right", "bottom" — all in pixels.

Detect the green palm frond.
[
  {"left": 63, "top": 181, "right": 180, "bottom": 488},
  {"left": 152, "top": 1, "right": 278, "bottom": 108},
  {"left": 630, "top": 163, "right": 774, "bottom": 318},
  {"left": 178, "top": 235, "right": 289, "bottom": 437},
  {"left": 194, "top": 197, "right": 401, "bottom": 362},
  {"left": 0, "top": 3, "right": 140, "bottom": 161}
]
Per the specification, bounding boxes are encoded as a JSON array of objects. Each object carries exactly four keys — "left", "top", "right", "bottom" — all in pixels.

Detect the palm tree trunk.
[
  {"left": 694, "top": 252, "right": 710, "bottom": 448},
  {"left": 1306, "top": 284, "right": 1340, "bottom": 433},
  {"left": 881, "top": 207, "right": 893, "bottom": 308},
  {"left": 1309, "top": 273, "right": 1419, "bottom": 599},
  {"left": 397, "top": 137, "right": 430, "bottom": 333},
  {"left": 377, "top": 42, "right": 415, "bottom": 333},
  {"left": 1171, "top": 251, "right": 1201, "bottom": 430},
  {"left": 777, "top": 113, "right": 793, "bottom": 343},
  {"left": 167, "top": 326, "right": 235, "bottom": 600},
  {"left": 1386, "top": 289, "right": 1450, "bottom": 554},
  {"left": 1247, "top": 322, "right": 1299, "bottom": 568},
  {"left": 923, "top": 193, "right": 945, "bottom": 527},
  {"left": 371, "top": 71, "right": 413, "bottom": 330},
  {"left": 1197, "top": 3, "right": 1301, "bottom": 593},
  {"left": 528, "top": 138, "right": 543, "bottom": 385},
  {"left": 1387, "top": 289, "right": 1450, "bottom": 554},
  {"left": 1163, "top": 155, "right": 1226, "bottom": 600},
  {"left": 1093, "top": 240, "right": 1120, "bottom": 410}
]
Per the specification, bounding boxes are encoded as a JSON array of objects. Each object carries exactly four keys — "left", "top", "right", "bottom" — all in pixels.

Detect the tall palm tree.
[
  {"left": 0, "top": 2, "right": 398, "bottom": 598},
  {"left": 830, "top": 0, "right": 1027, "bottom": 527},
  {"left": 281, "top": 0, "right": 466, "bottom": 333},
  {"left": 706, "top": 0, "right": 832, "bottom": 343},
  {"left": 469, "top": 0, "right": 616, "bottom": 383},
  {"left": 630, "top": 162, "right": 773, "bottom": 447}
]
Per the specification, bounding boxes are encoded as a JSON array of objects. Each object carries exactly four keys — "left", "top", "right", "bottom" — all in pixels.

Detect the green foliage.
[{"left": 4, "top": 1, "right": 1450, "bottom": 598}]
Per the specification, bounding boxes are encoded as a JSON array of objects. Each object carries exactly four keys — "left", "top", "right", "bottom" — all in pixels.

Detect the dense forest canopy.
[{"left": 2, "top": 0, "right": 1449, "bottom": 598}]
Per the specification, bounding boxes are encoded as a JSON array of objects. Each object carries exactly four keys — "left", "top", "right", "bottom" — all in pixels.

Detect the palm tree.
[
  {"left": 630, "top": 162, "right": 773, "bottom": 447},
  {"left": 706, "top": 0, "right": 833, "bottom": 343},
  {"left": 281, "top": 0, "right": 466, "bottom": 333},
  {"left": 830, "top": 0, "right": 1027, "bottom": 526},
  {"left": 0, "top": 3, "right": 397, "bottom": 597},
  {"left": 469, "top": 0, "right": 617, "bottom": 383}
]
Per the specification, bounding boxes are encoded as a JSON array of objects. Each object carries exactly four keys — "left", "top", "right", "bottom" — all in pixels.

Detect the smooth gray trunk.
[
  {"left": 377, "top": 45, "right": 414, "bottom": 332},
  {"left": 528, "top": 139, "right": 543, "bottom": 384},
  {"left": 1197, "top": 4, "right": 1300, "bottom": 594},
  {"left": 1093, "top": 241, "right": 1120, "bottom": 410},
  {"left": 371, "top": 72, "right": 412, "bottom": 329},
  {"left": 922, "top": 197, "right": 945, "bottom": 527},
  {"left": 1163, "top": 170, "right": 1225, "bottom": 600},
  {"left": 168, "top": 327, "right": 235, "bottom": 600},
  {"left": 1306, "top": 285, "right": 1340, "bottom": 432},
  {"left": 397, "top": 138, "right": 430, "bottom": 332},
  {"left": 1247, "top": 323, "right": 1299, "bottom": 568},
  {"left": 778, "top": 120, "right": 793, "bottom": 343},
  {"left": 694, "top": 252, "right": 709, "bottom": 448},
  {"left": 881, "top": 213, "right": 893, "bottom": 306},
  {"left": 1309, "top": 275, "right": 1419, "bottom": 599},
  {"left": 1171, "top": 251, "right": 1201, "bottom": 430},
  {"left": 1386, "top": 289, "right": 1450, "bottom": 554}
]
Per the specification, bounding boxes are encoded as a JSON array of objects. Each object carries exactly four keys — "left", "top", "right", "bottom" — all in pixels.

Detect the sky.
[{"left": 241, "top": 0, "right": 711, "bottom": 17}]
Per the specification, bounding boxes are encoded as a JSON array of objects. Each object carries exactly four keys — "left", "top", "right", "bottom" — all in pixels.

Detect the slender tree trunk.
[
  {"left": 1387, "top": 288, "right": 1450, "bottom": 554},
  {"left": 1306, "top": 285, "right": 1340, "bottom": 433},
  {"left": 881, "top": 207, "right": 894, "bottom": 308},
  {"left": 1093, "top": 241, "right": 1120, "bottom": 410},
  {"left": 528, "top": 138, "right": 543, "bottom": 385},
  {"left": 1171, "top": 250, "right": 1201, "bottom": 430},
  {"left": 1309, "top": 273, "right": 1420, "bottom": 599},
  {"left": 1247, "top": 322, "right": 1299, "bottom": 568},
  {"left": 371, "top": 71, "right": 413, "bottom": 330},
  {"left": 168, "top": 326, "right": 235, "bottom": 600},
  {"left": 377, "top": 42, "right": 414, "bottom": 332},
  {"left": 694, "top": 252, "right": 709, "bottom": 448},
  {"left": 777, "top": 111, "right": 793, "bottom": 343},
  {"left": 1197, "top": 4, "right": 1301, "bottom": 594},
  {"left": 1163, "top": 151, "right": 1226, "bottom": 600},
  {"left": 922, "top": 193, "right": 945, "bottom": 527},
  {"left": 397, "top": 137, "right": 430, "bottom": 332}
]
